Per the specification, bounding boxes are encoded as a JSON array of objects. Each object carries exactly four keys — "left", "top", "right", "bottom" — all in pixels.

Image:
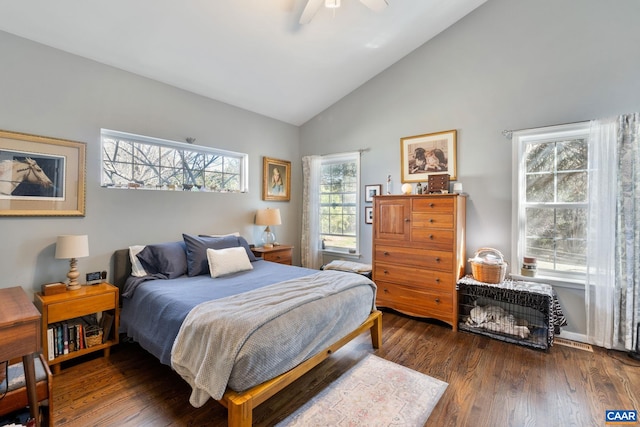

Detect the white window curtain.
[
  {"left": 586, "top": 113, "right": 640, "bottom": 351},
  {"left": 301, "top": 155, "right": 323, "bottom": 269}
]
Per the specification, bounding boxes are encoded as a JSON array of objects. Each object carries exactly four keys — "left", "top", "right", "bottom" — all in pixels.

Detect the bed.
[{"left": 113, "top": 234, "right": 382, "bottom": 427}]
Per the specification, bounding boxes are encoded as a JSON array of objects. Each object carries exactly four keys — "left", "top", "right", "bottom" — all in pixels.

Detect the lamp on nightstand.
[
  {"left": 55, "top": 234, "right": 89, "bottom": 290},
  {"left": 255, "top": 208, "right": 281, "bottom": 249}
]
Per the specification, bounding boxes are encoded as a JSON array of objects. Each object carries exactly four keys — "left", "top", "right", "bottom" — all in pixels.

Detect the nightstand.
[
  {"left": 33, "top": 283, "right": 119, "bottom": 374},
  {"left": 251, "top": 245, "right": 293, "bottom": 265},
  {"left": 0, "top": 287, "right": 42, "bottom": 427}
]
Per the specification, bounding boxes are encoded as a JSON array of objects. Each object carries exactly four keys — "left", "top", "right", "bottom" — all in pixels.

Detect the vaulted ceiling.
[{"left": 0, "top": 0, "right": 486, "bottom": 125}]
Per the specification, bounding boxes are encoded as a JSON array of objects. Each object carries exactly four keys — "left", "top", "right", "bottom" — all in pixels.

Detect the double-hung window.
[
  {"left": 101, "top": 129, "right": 248, "bottom": 192},
  {"left": 319, "top": 153, "right": 360, "bottom": 254},
  {"left": 512, "top": 122, "right": 590, "bottom": 282}
]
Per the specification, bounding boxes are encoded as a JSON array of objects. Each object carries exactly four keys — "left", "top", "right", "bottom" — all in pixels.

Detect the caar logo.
[{"left": 606, "top": 410, "right": 637, "bottom": 424}]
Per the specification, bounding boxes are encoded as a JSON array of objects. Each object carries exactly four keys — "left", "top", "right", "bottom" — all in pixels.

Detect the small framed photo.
[
  {"left": 0, "top": 129, "right": 86, "bottom": 216},
  {"left": 364, "top": 206, "right": 373, "bottom": 224},
  {"left": 401, "top": 129, "right": 457, "bottom": 183},
  {"left": 364, "top": 184, "right": 382, "bottom": 203},
  {"left": 263, "top": 157, "right": 291, "bottom": 201}
]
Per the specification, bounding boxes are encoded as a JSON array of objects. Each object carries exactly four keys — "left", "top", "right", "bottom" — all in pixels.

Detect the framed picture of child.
[
  {"left": 263, "top": 157, "right": 291, "bottom": 201},
  {"left": 400, "top": 129, "right": 457, "bottom": 183}
]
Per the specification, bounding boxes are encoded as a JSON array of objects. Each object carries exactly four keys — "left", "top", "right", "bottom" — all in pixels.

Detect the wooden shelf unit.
[{"left": 33, "top": 283, "right": 119, "bottom": 374}]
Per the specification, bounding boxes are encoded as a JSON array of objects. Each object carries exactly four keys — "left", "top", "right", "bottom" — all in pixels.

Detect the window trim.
[
  {"left": 319, "top": 152, "right": 361, "bottom": 256},
  {"left": 511, "top": 122, "right": 589, "bottom": 284},
  {"left": 100, "top": 129, "right": 249, "bottom": 192}
]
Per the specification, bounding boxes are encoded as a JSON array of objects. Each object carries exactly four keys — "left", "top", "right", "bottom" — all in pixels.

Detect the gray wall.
[
  {"left": 0, "top": 31, "right": 301, "bottom": 296},
  {"left": 300, "top": 0, "right": 640, "bottom": 337}
]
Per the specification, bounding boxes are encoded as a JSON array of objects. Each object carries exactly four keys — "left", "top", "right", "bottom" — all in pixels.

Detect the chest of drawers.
[{"left": 372, "top": 194, "right": 466, "bottom": 330}]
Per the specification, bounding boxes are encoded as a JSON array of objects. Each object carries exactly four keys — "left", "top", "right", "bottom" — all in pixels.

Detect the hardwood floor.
[{"left": 50, "top": 310, "right": 640, "bottom": 427}]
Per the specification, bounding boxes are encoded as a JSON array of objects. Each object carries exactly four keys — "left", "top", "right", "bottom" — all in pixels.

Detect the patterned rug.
[{"left": 277, "top": 354, "right": 448, "bottom": 426}]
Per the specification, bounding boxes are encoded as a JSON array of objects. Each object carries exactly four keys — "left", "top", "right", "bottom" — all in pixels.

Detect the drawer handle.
[
  {"left": 383, "top": 251, "right": 390, "bottom": 256},
  {"left": 435, "top": 257, "right": 440, "bottom": 262},
  {"left": 383, "top": 270, "right": 389, "bottom": 274},
  {"left": 404, "top": 218, "right": 410, "bottom": 222},
  {"left": 429, "top": 234, "right": 434, "bottom": 239},
  {"left": 435, "top": 298, "right": 440, "bottom": 304},
  {"left": 435, "top": 277, "right": 440, "bottom": 283},
  {"left": 429, "top": 218, "right": 434, "bottom": 223},
  {"left": 429, "top": 203, "right": 435, "bottom": 208},
  {"left": 383, "top": 288, "right": 389, "bottom": 293}
]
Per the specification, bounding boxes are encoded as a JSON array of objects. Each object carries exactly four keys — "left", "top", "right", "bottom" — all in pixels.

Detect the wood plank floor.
[{"left": 50, "top": 311, "right": 640, "bottom": 427}]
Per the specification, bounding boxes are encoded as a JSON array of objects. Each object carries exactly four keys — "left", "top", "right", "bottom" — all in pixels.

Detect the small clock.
[{"left": 86, "top": 271, "right": 106, "bottom": 285}]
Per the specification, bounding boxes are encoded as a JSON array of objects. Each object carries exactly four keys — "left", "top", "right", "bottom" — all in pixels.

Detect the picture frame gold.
[
  {"left": 262, "top": 156, "right": 291, "bottom": 201},
  {"left": 0, "top": 129, "right": 86, "bottom": 216},
  {"left": 400, "top": 129, "right": 457, "bottom": 183}
]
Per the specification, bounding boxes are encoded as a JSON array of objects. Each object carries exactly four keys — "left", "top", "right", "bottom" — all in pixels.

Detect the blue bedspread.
[{"left": 119, "top": 260, "right": 320, "bottom": 366}]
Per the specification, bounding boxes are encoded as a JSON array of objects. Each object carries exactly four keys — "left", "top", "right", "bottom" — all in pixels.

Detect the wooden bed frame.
[{"left": 112, "top": 249, "right": 382, "bottom": 427}]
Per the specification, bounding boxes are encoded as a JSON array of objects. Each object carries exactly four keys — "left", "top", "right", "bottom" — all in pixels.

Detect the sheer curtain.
[
  {"left": 301, "top": 155, "right": 323, "bottom": 269},
  {"left": 586, "top": 113, "right": 640, "bottom": 351},
  {"left": 586, "top": 117, "right": 618, "bottom": 348}
]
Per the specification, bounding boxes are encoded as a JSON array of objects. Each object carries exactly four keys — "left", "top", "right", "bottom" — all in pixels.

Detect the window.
[
  {"left": 512, "top": 123, "right": 590, "bottom": 281},
  {"left": 101, "top": 129, "right": 248, "bottom": 192},
  {"left": 319, "top": 153, "right": 360, "bottom": 254}
]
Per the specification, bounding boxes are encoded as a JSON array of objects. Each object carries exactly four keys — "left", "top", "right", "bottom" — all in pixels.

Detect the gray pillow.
[
  {"left": 136, "top": 241, "right": 188, "bottom": 279},
  {"left": 184, "top": 234, "right": 256, "bottom": 276}
]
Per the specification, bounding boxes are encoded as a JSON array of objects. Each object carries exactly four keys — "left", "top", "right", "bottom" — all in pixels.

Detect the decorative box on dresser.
[{"left": 372, "top": 194, "right": 467, "bottom": 331}]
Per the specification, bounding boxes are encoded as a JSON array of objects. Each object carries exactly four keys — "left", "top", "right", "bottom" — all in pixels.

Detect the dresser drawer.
[
  {"left": 373, "top": 262, "right": 453, "bottom": 290},
  {"left": 412, "top": 212, "right": 454, "bottom": 229},
  {"left": 411, "top": 229, "right": 454, "bottom": 249},
  {"left": 48, "top": 293, "right": 115, "bottom": 323},
  {"left": 376, "top": 280, "right": 453, "bottom": 315},
  {"left": 412, "top": 197, "right": 454, "bottom": 212},
  {"left": 374, "top": 245, "right": 452, "bottom": 272},
  {"left": 263, "top": 250, "right": 292, "bottom": 265}
]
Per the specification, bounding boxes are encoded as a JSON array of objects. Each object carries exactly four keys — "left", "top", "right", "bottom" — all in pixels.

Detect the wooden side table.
[
  {"left": 251, "top": 245, "right": 293, "bottom": 265},
  {"left": 0, "top": 286, "right": 42, "bottom": 427},
  {"left": 33, "top": 283, "right": 119, "bottom": 374}
]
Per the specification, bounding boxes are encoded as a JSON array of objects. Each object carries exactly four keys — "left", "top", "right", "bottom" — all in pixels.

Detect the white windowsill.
[
  {"left": 322, "top": 249, "right": 362, "bottom": 259},
  {"left": 509, "top": 273, "right": 585, "bottom": 290}
]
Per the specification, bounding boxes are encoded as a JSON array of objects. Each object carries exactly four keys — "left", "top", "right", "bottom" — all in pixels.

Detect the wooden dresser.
[{"left": 372, "top": 194, "right": 466, "bottom": 330}]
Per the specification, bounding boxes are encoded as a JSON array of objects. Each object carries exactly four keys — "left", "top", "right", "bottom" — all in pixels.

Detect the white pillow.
[
  {"left": 203, "top": 232, "right": 240, "bottom": 237},
  {"left": 129, "top": 245, "right": 148, "bottom": 277},
  {"left": 207, "top": 246, "right": 253, "bottom": 278}
]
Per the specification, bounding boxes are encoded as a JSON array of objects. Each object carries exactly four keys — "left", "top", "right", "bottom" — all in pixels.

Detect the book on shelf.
[
  {"left": 47, "top": 327, "right": 55, "bottom": 361},
  {"left": 100, "top": 312, "right": 114, "bottom": 344}
]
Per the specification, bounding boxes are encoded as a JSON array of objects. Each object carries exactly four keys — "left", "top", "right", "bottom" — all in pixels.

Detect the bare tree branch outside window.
[{"left": 100, "top": 130, "right": 248, "bottom": 193}]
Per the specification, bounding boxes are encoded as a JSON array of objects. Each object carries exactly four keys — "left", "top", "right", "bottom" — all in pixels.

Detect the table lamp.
[
  {"left": 55, "top": 234, "right": 89, "bottom": 290},
  {"left": 255, "top": 208, "right": 281, "bottom": 248}
]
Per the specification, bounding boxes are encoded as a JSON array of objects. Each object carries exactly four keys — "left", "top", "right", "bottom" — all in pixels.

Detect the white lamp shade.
[
  {"left": 55, "top": 235, "right": 90, "bottom": 259},
  {"left": 255, "top": 208, "right": 282, "bottom": 226}
]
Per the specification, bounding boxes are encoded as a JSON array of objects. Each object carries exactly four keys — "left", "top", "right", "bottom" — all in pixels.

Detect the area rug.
[{"left": 277, "top": 354, "right": 448, "bottom": 426}]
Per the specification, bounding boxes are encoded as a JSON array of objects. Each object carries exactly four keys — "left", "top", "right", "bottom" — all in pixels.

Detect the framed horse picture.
[{"left": 0, "top": 130, "right": 86, "bottom": 216}]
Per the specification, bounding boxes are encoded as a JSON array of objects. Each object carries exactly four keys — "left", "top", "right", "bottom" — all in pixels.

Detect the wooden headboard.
[{"left": 112, "top": 249, "right": 132, "bottom": 298}]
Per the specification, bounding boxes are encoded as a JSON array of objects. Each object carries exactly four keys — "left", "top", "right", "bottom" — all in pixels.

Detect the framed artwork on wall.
[
  {"left": 400, "top": 129, "right": 457, "bottom": 183},
  {"left": 0, "top": 129, "right": 86, "bottom": 216},
  {"left": 364, "top": 184, "right": 382, "bottom": 203},
  {"left": 364, "top": 206, "right": 373, "bottom": 224},
  {"left": 263, "top": 156, "right": 291, "bottom": 201}
]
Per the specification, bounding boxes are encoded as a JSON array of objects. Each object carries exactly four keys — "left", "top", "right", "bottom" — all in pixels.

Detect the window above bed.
[{"left": 100, "top": 129, "right": 248, "bottom": 193}]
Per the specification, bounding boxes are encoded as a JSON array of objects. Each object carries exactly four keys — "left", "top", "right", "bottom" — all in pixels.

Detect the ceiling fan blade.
[
  {"left": 359, "top": 0, "right": 388, "bottom": 13},
  {"left": 299, "top": 0, "right": 324, "bottom": 24}
]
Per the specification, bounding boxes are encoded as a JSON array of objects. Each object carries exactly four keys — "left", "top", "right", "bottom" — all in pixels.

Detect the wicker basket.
[
  {"left": 85, "top": 326, "right": 103, "bottom": 348},
  {"left": 469, "top": 247, "right": 507, "bottom": 284}
]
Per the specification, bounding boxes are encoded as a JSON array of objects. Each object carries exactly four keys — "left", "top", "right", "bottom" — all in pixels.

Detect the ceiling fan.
[{"left": 299, "top": 0, "right": 389, "bottom": 25}]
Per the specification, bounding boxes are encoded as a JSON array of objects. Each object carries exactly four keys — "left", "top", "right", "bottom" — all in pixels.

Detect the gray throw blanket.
[{"left": 171, "top": 270, "right": 376, "bottom": 407}]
